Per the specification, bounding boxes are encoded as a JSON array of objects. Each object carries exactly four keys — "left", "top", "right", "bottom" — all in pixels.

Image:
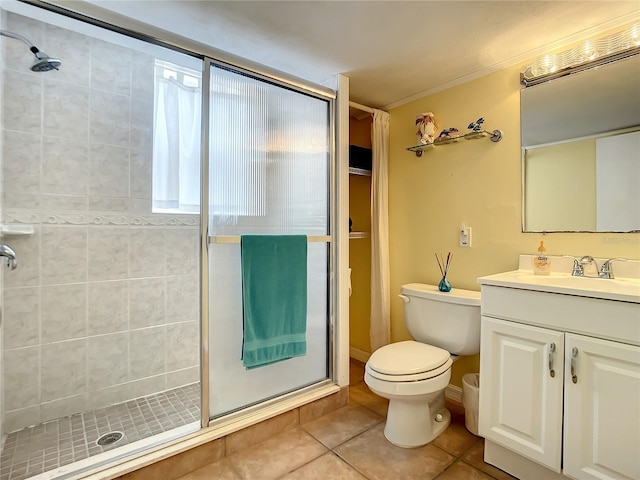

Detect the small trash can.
[{"left": 462, "top": 373, "right": 480, "bottom": 436}]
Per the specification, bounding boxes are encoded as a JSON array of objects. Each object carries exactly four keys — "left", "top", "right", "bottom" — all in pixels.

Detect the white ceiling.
[{"left": 81, "top": 1, "right": 639, "bottom": 109}]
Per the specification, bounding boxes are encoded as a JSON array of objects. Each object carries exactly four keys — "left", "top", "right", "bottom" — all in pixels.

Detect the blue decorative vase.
[{"left": 438, "top": 276, "right": 452, "bottom": 292}]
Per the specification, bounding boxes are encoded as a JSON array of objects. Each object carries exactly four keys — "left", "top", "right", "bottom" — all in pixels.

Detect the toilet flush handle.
[{"left": 398, "top": 294, "right": 410, "bottom": 303}]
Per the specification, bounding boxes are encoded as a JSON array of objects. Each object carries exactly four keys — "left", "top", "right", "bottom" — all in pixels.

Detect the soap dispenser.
[{"left": 532, "top": 240, "right": 551, "bottom": 275}]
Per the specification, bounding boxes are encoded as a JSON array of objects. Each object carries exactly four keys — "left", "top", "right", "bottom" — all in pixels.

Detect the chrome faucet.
[
  {"left": 0, "top": 244, "right": 17, "bottom": 270},
  {"left": 580, "top": 256, "right": 599, "bottom": 277},
  {"left": 562, "top": 255, "right": 598, "bottom": 276},
  {"left": 563, "top": 256, "right": 584, "bottom": 276},
  {"left": 599, "top": 258, "right": 626, "bottom": 279},
  {"left": 564, "top": 255, "right": 627, "bottom": 279}
]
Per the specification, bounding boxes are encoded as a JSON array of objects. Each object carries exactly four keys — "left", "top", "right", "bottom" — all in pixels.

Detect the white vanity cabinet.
[
  {"left": 480, "top": 317, "right": 564, "bottom": 471},
  {"left": 563, "top": 334, "right": 640, "bottom": 480},
  {"left": 478, "top": 275, "right": 640, "bottom": 480}
]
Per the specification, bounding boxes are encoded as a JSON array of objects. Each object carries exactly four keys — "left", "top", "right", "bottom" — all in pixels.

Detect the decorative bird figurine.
[
  {"left": 467, "top": 117, "right": 485, "bottom": 132},
  {"left": 436, "top": 127, "right": 459, "bottom": 140}
]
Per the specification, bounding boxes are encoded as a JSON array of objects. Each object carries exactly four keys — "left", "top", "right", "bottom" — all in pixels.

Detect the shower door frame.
[{"left": 199, "top": 56, "right": 339, "bottom": 427}]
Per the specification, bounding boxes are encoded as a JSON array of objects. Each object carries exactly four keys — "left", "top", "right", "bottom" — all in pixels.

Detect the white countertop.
[{"left": 478, "top": 255, "right": 640, "bottom": 304}]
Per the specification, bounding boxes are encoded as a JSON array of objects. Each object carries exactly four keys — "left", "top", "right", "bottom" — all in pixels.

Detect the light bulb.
[
  {"left": 583, "top": 40, "right": 596, "bottom": 61},
  {"left": 523, "top": 22, "right": 640, "bottom": 85}
]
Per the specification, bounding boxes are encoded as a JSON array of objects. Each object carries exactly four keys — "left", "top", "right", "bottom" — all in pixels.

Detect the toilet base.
[{"left": 383, "top": 391, "right": 451, "bottom": 448}]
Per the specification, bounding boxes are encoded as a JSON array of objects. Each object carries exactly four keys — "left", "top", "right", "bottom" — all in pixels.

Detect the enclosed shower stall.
[
  {"left": 0, "top": 7, "right": 202, "bottom": 479},
  {"left": 0, "top": 2, "right": 338, "bottom": 479}
]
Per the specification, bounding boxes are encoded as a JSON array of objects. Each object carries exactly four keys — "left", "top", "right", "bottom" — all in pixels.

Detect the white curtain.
[
  {"left": 153, "top": 76, "right": 201, "bottom": 212},
  {"left": 370, "top": 109, "right": 391, "bottom": 351}
]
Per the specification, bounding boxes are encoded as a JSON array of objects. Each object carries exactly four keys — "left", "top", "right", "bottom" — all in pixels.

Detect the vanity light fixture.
[{"left": 521, "top": 22, "right": 640, "bottom": 86}]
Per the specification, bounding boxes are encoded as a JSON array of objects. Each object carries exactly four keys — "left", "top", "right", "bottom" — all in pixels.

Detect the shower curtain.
[{"left": 370, "top": 109, "right": 390, "bottom": 351}]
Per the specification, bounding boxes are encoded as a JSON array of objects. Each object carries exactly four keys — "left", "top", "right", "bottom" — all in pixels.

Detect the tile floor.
[
  {"left": 0, "top": 384, "right": 200, "bottom": 480},
  {"left": 175, "top": 360, "right": 516, "bottom": 480}
]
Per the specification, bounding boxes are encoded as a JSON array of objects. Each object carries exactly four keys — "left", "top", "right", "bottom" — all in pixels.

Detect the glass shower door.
[{"left": 205, "top": 61, "right": 333, "bottom": 418}]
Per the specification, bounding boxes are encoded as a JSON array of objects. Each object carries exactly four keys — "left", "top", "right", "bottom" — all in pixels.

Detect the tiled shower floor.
[{"left": 0, "top": 383, "right": 200, "bottom": 480}]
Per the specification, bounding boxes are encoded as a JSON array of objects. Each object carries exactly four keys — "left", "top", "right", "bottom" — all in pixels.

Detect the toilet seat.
[{"left": 366, "top": 340, "right": 452, "bottom": 382}]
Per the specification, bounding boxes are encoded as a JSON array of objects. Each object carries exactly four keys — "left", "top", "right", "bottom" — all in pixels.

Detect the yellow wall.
[
  {"left": 349, "top": 116, "right": 373, "bottom": 354},
  {"left": 350, "top": 115, "right": 373, "bottom": 148},
  {"left": 388, "top": 64, "right": 640, "bottom": 387},
  {"left": 349, "top": 175, "right": 371, "bottom": 353}
]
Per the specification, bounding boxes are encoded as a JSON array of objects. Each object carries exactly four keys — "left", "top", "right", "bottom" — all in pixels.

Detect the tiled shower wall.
[{"left": 1, "top": 12, "right": 199, "bottom": 433}]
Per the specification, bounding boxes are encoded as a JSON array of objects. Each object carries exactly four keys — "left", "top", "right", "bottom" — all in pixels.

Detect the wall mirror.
[{"left": 521, "top": 53, "right": 640, "bottom": 233}]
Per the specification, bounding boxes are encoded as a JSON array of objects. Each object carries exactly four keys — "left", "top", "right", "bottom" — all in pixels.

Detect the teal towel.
[{"left": 240, "top": 235, "right": 307, "bottom": 369}]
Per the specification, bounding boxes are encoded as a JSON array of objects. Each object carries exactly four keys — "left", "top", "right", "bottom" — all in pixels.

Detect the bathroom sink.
[
  {"left": 479, "top": 269, "right": 640, "bottom": 303},
  {"left": 507, "top": 272, "right": 640, "bottom": 295}
]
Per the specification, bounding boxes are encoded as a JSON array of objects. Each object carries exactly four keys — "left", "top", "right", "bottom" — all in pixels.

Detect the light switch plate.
[{"left": 460, "top": 226, "right": 472, "bottom": 247}]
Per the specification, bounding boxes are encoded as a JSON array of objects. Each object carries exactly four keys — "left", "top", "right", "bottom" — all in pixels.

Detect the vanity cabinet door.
[
  {"left": 563, "top": 334, "right": 640, "bottom": 480},
  {"left": 479, "top": 317, "right": 564, "bottom": 472}
]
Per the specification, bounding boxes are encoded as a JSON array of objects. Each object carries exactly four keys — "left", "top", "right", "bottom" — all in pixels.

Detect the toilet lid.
[
  {"left": 366, "top": 358, "right": 452, "bottom": 383},
  {"left": 367, "top": 340, "right": 450, "bottom": 376}
]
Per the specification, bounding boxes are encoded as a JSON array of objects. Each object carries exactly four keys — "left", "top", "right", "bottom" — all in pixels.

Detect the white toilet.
[{"left": 364, "top": 283, "right": 481, "bottom": 448}]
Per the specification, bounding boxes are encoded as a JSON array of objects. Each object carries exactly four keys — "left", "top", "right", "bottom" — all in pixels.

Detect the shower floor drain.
[{"left": 96, "top": 431, "right": 124, "bottom": 446}]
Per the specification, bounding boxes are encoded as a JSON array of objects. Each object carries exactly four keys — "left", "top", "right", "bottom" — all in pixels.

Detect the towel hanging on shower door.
[{"left": 240, "top": 234, "right": 308, "bottom": 369}]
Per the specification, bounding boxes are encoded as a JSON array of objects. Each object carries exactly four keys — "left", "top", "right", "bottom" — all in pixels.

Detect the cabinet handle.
[
  {"left": 571, "top": 347, "right": 578, "bottom": 384},
  {"left": 548, "top": 342, "right": 556, "bottom": 378}
]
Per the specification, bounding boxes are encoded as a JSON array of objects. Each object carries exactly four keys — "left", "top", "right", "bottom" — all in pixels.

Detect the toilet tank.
[{"left": 400, "top": 283, "right": 481, "bottom": 356}]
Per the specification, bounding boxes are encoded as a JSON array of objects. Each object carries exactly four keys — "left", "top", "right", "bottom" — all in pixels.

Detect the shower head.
[
  {"left": 30, "top": 49, "right": 62, "bottom": 72},
  {"left": 0, "top": 29, "right": 62, "bottom": 72}
]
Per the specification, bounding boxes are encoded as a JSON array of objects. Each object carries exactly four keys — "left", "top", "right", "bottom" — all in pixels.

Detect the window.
[
  {"left": 152, "top": 60, "right": 202, "bottom": 214},
  {"left": 152, "top": 60, "right": 329, "bottom": 224},
  {"left": 152, "top": 60, "right": 267, "bottom": 218}
]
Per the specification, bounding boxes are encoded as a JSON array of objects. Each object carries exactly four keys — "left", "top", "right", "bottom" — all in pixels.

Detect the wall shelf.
[
  {"left": 407, "top": 129, "right": 503, "bottom": 157},
  {"left": 0, "top": 224, "right": 35, "bottom": 237},
  {"left": 349, "top": 167, "right": 372, "bottom": 176},
  {"left": 349, "top": 231, "right": 369, "bottom": 239}
]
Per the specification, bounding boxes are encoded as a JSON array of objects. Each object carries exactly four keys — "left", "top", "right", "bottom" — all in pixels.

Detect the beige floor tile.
[
  {"left": 282, "top": 452, "right": 366, "bottom": 480},
  {"left": 436, "top": 460, "right": 496, "bottom": 480},
  {"left": 462, "top": 440, "right": 518, "bottom": 480},
  {"left": 335, "top": 424, "right": 455, "bottom": 480},
  {"left": 348, "top": 383, "right": 389, "bottom": 418},
  {"left": 122, "top": 439, "right": 224, "bottom": 480},
  {"left": 227, "top": 427, "right": 328, "bottom": 480},
  {"left": 432, "top": 413, "right": 478, "bottom": 456},
  {"left": 302, "top": 405, "right": 382, "bottom": 449},
  {"left": 175, "top": 458, "right": 241, "bottom": 480}
]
